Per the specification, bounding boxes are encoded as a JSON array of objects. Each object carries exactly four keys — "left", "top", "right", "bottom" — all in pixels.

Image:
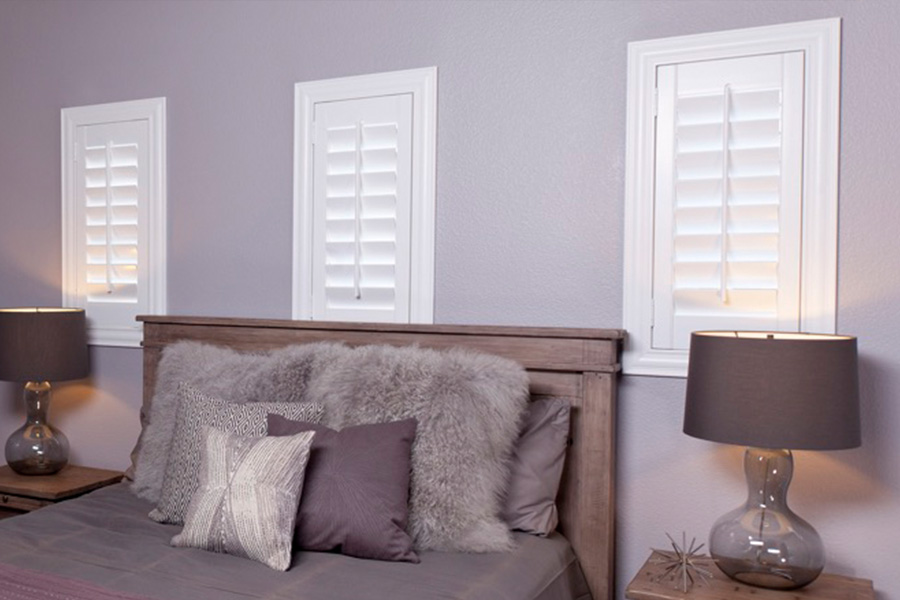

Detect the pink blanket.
[{"left": 0, "top": 563, "right": 151, "bottom": 600}]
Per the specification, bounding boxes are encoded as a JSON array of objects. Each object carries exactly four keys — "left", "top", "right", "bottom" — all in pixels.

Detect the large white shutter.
[
  {"left": 623, "top": 19, "right": 841, "bottom": 376},
  {"left": 652, "top": 52, "right": 804, "bottom": 351},
  {"left": 311, "top": 94, "right": 413, "bottom": 323},
  {"left": 62, "top": 98, "right": 166, "bottom": 347}
]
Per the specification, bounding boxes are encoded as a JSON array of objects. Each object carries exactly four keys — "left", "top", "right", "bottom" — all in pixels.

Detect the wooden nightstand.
[
  {"left": 0, "top": 464, "right": 123, "bottom": 518},
  {"left": 626, "top": 552, "right": 875, "bottom": 600}
]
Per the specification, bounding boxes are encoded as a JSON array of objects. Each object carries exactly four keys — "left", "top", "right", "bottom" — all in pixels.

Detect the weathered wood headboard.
[{"left": 139, "top": 316, "right": 624, "bottom": 600}]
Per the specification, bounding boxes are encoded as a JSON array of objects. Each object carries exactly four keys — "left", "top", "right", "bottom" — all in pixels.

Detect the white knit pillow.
[
  {"left": 171, "top": 426, "right": 316, "bottom": 571},
  {"left": 149, "top": 384, "right": 323, "bottom": 525}
]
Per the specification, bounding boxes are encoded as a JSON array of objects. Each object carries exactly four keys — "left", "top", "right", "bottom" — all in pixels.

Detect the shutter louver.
[
  {"left": 653, "top": 53, "right": 804, "bottom": 350},
  {"left": 312, "top": 94, "right": 412, "bottom": 322}
]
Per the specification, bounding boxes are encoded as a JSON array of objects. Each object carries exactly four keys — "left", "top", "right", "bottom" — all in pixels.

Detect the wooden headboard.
[{"left": 139, "top": 316, "right": 624, "bottom": 600}]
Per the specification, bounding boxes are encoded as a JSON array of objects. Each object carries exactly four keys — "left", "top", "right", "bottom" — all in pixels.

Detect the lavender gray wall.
[{"left": 1, "top": 1, "right": 897, "bottom": 597}]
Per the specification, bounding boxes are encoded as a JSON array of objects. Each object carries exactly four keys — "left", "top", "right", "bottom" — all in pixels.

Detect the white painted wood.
[
  {"left": 623, "top": 18, "right": 840, "bottom": 377},
  {"left": 652, "top": 52, "right": 804, "bottom": 351},
  {"left": 312, "top": 94, "right": 413, "bottom": 322},
  {"left": 61, "top": 98, "right": 166, "bottom": 347},
  {"left": 293, "top": 68, "right": 436, "bottom": 324}
]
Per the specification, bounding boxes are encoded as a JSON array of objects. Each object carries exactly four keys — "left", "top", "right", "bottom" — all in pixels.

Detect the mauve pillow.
[
  {"left": 267, "top": 414, "right": 419, "bottom": 563},
  {"left": 501, "top": 397, "right": 571, "bottom": 536}
]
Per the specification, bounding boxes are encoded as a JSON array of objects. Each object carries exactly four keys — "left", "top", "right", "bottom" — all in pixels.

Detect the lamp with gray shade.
[
  {"left": 684, "top": 331, "right": 860, "bottom": 590},
  {"left": 0, "top": 308, "right": 89, "bottom": 476}
]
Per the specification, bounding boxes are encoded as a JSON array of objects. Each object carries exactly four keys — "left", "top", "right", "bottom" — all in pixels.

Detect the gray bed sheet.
[{"left": 0, "top": 484, "right": 591, "bottom": 600}]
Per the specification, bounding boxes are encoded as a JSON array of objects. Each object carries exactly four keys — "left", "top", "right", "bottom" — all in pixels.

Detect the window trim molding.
[
  {"left": 61, "top": 97, "right": 167, "bottom": 347},
  {"left": 622, "top": 18, "right": 841, "bottom": 377},
  {"left": 292, "top": 67, "right": 437, "bottom": 323}
]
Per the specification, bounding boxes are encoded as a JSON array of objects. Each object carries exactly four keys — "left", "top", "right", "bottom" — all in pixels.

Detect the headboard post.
[{"left": 138, "top": 316, "right": 623, "bottom": 600}]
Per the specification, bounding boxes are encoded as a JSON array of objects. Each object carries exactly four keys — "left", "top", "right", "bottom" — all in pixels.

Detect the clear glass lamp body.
[
  {"left": 5, "top": 381, "right": 69, "bottom": 475},
  {"left": 710, "top": 447, "right": 824, "bottom": 590}
]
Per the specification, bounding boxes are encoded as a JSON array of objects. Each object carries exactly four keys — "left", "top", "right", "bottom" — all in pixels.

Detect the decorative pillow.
[
  {"left": 267, "top": 414, "right": 419, "bottom": 563},
  {"left": 129, "top": 341, "right": 345, "bottom": 501},
  {"left": 170, "top": 426, "right": 316, "bottom": 571},
  {"left": 502, "top": 397, "right": 571, "bottom": 535},
  {"left": 149, "top": 384, "right": 324, "bottom": 525},
  {"left": 305, "top": 344, "right": 529, "bottom": 552}
]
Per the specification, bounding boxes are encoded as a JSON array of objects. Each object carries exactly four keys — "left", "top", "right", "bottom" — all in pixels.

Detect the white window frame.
[
  {"left": 622, "top": 19, "right": 841, "bottom": 377},
  {"left": 292, "top": 67, "right": 437, "bottom": 323},
  {"left": 61, "top": 97, "right": 167, "bottom": 347}
]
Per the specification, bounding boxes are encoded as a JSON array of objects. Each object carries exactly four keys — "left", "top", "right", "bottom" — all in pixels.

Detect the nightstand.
[
  {"left": 626, "top": 552, "right": 875, "bottom": 600},
  {"left": 0, "top": 464, "right": 123, "bottom": 518}
]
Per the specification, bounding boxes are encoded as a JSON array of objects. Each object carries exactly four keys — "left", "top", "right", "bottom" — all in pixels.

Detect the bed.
[{"left": 0, "top": 317, "right": 623, "bottom": 600}]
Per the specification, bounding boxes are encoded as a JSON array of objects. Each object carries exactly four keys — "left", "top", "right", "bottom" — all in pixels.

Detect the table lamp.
[
  {"left": 683, "top": 331, "right": 860, "bottom": 590},
  {"left": 0, "top": 308, "right": 89, "bottom": 475}
]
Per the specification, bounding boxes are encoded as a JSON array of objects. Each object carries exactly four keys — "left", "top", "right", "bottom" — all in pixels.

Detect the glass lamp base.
[
  {"left": 710, "top": 448, "right": 824, "bottom": 590},
  {"left": 4, "top": 381, "right": 69, "bottom": 476}
]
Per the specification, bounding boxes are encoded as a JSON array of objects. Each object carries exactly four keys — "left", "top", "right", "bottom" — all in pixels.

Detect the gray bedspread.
[{"left": 0, "top": 484, "right": 591, "bottom": 600}]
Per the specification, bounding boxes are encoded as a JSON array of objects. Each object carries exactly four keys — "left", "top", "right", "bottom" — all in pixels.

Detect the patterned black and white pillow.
[
  {"left": 149, "top": 384, "right": 323, "bottom": 525},
  {"left": 171, "top": 426, "right": 316, "bottom": 571}
]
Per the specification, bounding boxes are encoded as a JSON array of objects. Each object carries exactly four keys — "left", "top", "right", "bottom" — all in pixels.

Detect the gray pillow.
[
  {"left": 129, "top": 341, "right": 345, "bottom": 502},
  {"left": 267, "top": 415, "right": 418, "bottom": 563},
  {"left": 502, "top": 397, "right": 571, "bottom": 536},
  {"left": 305, "top": 344, "right": 529, "bottom": 552},
  {"left": 170, "top": 426, "right": 316, "bottom": 571},
  {"left": 149, "top": 384, "right": 324, "bottom": 525}
]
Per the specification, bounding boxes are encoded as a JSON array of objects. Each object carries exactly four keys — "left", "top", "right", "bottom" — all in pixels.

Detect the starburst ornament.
[{"left": 650, "top": 532, "right": 716, "bottom": 592}]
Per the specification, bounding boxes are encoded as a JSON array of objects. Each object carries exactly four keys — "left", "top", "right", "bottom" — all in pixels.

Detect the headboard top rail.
[
  {"left": 139, "top": 316, "right": 624, "bottom": 374},
  {"left": 139, "top": 315, "right": 624, "bottom": 340}
]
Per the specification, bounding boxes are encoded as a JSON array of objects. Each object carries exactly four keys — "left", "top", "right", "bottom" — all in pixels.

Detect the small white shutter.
[
  {"left": 78, "top": 123, "right": 146, "bottom": 304},
  {"left": 62, "top": 97, "right": 166, "bottom": 347},
  {"left": 311, "top": 94, "right": 413, "bottom": 323},
  {"left": 73, "top": 120, "right": 150, "bottom": 336},
  {"left": 652, "top": 52, "right": 804, "bottom": 350}
]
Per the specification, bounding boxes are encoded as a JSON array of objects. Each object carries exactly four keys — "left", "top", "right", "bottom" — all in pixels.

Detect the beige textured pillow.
[{"left": 171, "top": 426, "right": 316, "bottom": 571}]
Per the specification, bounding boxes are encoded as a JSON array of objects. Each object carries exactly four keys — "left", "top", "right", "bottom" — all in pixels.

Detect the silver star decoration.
[{"left": 650, "top": 532, "right": 716, "bottom": 592}]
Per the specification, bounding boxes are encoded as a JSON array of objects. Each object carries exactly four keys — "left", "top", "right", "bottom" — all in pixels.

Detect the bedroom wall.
[{"left": 0, "top": 1, "right": 897, "bottom": 598}]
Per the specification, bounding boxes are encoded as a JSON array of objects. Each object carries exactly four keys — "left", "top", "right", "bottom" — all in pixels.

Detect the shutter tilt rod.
[
  {"left": 104, "top": 140, "right": 114, "bottom": 295},
  {"left": 353, "top": 122, "right": 363, "bottom": 300},
  {"left": 719, "top": 85, "right": 731, "bottom": 304}
]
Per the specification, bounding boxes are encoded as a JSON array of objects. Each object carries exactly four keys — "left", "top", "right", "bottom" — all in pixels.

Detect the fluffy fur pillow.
[
  {"left": 306, "top": 344, "right": 530, "bottom": 552},
  {"left": 130, "top": 340, "right": 344, "bottom": 502},
  {"left": 171, "top": 426, "right": 316, "bottom": 571}
]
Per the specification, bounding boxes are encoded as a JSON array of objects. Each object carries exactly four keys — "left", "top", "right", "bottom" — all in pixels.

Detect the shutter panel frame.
[
  {"left": 312, "top": 95, "right": 413, "bottom": 322},
  {"left": 651, "top": 52, "right": 804, "bottom": 351}
]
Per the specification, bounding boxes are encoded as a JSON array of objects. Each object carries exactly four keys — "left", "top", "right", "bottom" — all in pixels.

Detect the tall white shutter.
[
  {"left": 651, "top": 52, "right": 804, "bottom": 350},
  {"left": 62, "top": 97, "right": 166, "bottom": 347},
  {"left": 311, "top": 94, "right": 413, "bottom": 323}
]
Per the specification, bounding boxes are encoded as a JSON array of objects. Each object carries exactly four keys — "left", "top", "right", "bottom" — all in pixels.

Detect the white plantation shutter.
[
  {"left": 652, "top": 52, "right": 804, "bottom": 351},
  {"left": 623, "top": 20, "right": 841, "bottom": 376},
  {"left": 62, "top": 98, "right": 166, "bottom": 347},
  {"left": 312, "top": 95, "right": 412, "bottom": 322},
  {"left": 294, "top": 68, "right": 436, "bottom": 324},
  {"left": 79, "top": 124, "right": 146, "bottom": 304}
]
